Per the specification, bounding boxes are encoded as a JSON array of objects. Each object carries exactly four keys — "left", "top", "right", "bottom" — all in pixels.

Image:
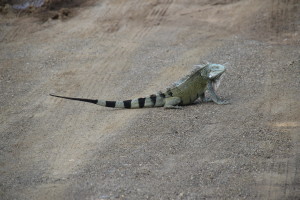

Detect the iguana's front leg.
[
  {"left": 207, "top": 80, "right": 229, "bottom": 105},
  {"left": 199, "top": 93, "right": 212, "bottom": 103},
  {"left": 164, "top": 97, "right": 182, "bottom": 109}
]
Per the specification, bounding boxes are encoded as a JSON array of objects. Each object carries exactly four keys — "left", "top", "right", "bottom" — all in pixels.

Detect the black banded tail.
[
  {"left": 50, "top": 93, "right": 166, "bottom": 109},
  {"left": 50, "top": 94, "right": 98, "bottom": 104},
  {"left": 50, "top": 94, "right": 134, "bottom": 108}
]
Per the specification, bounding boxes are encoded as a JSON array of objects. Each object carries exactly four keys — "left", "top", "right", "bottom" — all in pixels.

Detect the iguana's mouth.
[{"left": 207, "top": 64, "right": 226, "bottom": 80}]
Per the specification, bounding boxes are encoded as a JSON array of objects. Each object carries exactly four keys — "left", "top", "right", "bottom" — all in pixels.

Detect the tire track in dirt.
[
  {"left": 0, "top": 1, "right": 146, "bottom": 191},
  {"left": 256, "top": 57, "right": 300, "bottom": 199},
  {"left": 41, "top": 1, "right": 186, "bottom": 184},
  {"left": 1, "top": 0, "right": 299, "bottom": 199},
  {"left": 132, "top": 0, "right": 173, "bottom": 40},
  {"left": 270, "top": 0, "right": 299, "bottom": 35},
  {"left": 42, "top": 0, "right": 149, "bottom": 180}
]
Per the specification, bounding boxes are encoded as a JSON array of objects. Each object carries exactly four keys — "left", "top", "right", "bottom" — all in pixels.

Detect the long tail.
[{"left": 49, "top": 93, "right": 165, "bottom": 109}]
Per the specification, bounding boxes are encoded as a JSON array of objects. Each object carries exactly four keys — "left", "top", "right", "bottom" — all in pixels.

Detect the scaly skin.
[{"left": 50, "top": 63, "right": 229, "bottom": 109}]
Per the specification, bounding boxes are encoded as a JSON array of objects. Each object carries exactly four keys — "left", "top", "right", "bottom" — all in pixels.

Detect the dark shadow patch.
[
  {"left": 159, "top": 92, "right": 166, "bottom": 98},
  {"left": 0, "top": 0, "right": 95, "bottom": 22},
  {"left": 167, "top": 89, "right": 173, "bottom": 97}
]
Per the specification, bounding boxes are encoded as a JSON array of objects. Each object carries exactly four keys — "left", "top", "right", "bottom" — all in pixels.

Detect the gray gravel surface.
[{"left": 0, "top": 0, "right": 299, "bottom": 199}]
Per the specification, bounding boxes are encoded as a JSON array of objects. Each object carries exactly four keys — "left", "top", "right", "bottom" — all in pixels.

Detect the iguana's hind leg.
[
  {"left": 164, "top": 97, "right": 182, "bottom": 109},
  {"left": 207, "top": 81, "right": 229, "bottom": 105}
]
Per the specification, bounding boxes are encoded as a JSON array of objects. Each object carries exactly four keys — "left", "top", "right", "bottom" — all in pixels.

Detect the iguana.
[{"left": 50, "top": 63, "right": 229, "bottom": 109}]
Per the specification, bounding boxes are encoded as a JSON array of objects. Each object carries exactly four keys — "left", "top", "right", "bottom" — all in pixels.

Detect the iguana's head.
[
  {"left": 193, "top": 63, "right": 226, "bottom": 90},
  {"left": 195, "top": 64, "right": 226, "bottom": 81}
]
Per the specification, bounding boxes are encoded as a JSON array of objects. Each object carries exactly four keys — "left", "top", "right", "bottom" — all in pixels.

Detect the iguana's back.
[{"left": 166, "top": 68, "right": 208, "bottom": 105}]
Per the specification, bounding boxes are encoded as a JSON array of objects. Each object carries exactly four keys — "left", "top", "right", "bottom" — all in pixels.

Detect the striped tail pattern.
[{"left": 49, "top": 93, "right": 166, "bottom": 109}]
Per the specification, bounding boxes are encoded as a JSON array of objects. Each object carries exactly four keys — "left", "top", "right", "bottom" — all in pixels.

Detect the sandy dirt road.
[{"left": 0, "top": 0, "right": 299, "bottom": 199}]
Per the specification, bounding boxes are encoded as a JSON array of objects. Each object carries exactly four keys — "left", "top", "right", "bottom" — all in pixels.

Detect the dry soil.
[{"left": 0, "top": 0, "right": 300, "bottom": 199}]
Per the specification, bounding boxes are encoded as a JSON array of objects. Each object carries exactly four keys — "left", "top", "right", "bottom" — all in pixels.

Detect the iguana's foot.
[{"left": 215, "top": 99, "right": 230, "bottom": 105}]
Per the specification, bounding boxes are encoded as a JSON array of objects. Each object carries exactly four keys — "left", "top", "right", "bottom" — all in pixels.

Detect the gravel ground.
[{"left": 0, "top": 0, "right": 299, "bottom": 199}]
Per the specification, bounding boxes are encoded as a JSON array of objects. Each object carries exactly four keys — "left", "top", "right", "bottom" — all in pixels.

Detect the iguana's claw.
[{"left": 217, "top": 100, "right": 230, "bottom": 105}]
